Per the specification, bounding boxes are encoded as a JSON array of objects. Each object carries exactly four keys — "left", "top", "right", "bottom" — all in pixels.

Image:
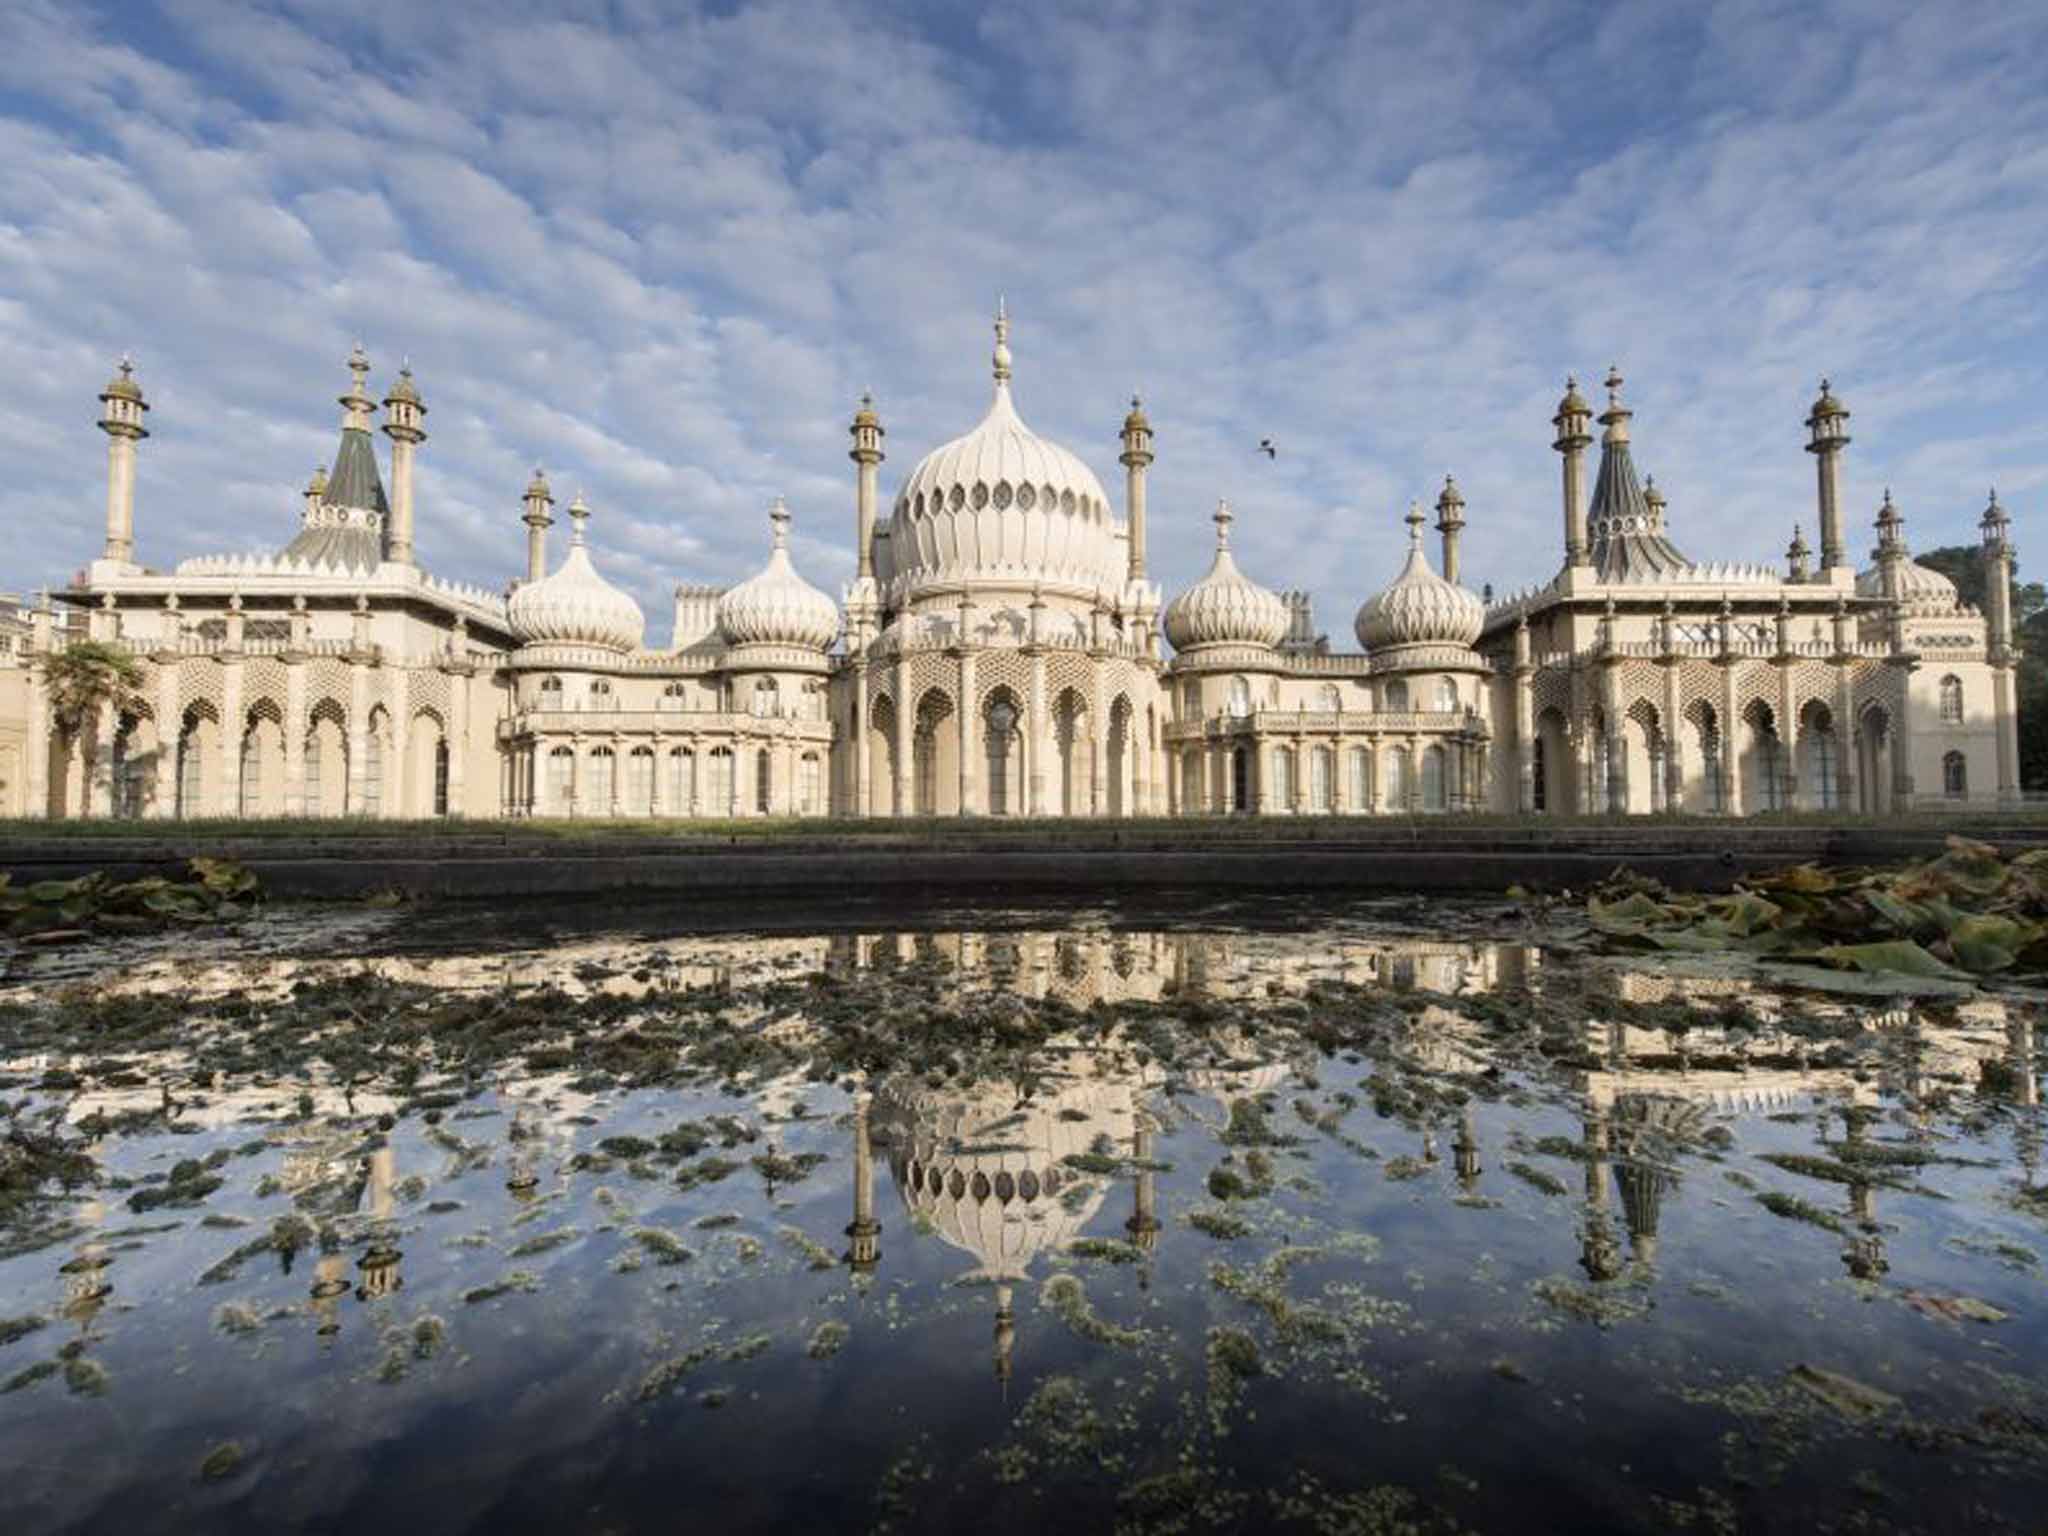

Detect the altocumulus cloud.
[{"left": 1, "top": 0, "right": 2045, "bottom": 639}]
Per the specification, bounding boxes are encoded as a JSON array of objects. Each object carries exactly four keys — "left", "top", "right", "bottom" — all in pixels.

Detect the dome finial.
[
  {"left": 1213, "top": 498, "right": 1234, "bottom": 548},
  {"left": 568, "top": 491, "right": 590, "bottom": 547},
  {"left": 769, "top": 496, "right": 791, "bottom": 550},
  {"left": 1404, "top": 501, "right": 1425, "bottom": 545},
  {"left": 992, "top": 297, "right": 1012, "bottom": 386}
]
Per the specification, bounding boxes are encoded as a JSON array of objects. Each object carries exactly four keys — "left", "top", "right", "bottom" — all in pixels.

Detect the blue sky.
[{"left": 3, "top": 0, "right": 2045, "bottom": 640}]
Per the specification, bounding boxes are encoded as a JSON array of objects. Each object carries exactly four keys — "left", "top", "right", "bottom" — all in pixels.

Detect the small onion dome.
[
  {"left": 1555, "top": 375, "right": 1590, "bottom": 419},
  {"left": 384, "top": 363, "right": 421, "bottom": 405},
  {"left": 507, "top": 493, "right": 644, "bottom": 651},
  {"left": 1122, "top": 394, "right": 1150, "bottom": 433},
  {"left": 1162, "top": 500, "right": 1289, "bottom": 651},
  {"left": 851, "top": 391, "right": 881, "bottom": 429},
  {"left": 101, "top": 356, "right": 144, "bottom": 402},
  {"left": 524, "top": 467, "right": 552, "bottom": 502},
  {"left": 717, "top": 499, "right": 840, "bottom": 650},
  {"left": 1354, "top": 503, "right": 1485, "bottom": 651},
  {"left": 1810, "top": 377, "right": 1848, "bottom": 421},
  {"left": 306, "top": 464, "right": 328, "bottom": 497}
]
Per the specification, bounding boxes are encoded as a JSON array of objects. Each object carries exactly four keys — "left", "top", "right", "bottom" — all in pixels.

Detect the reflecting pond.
[{"left": 2, "top": 895, "right": 2046, "bottom": 1534}]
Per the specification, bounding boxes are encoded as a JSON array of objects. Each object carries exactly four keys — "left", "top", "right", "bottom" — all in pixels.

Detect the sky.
[{"left": 2, "top": 0, "right": 2045, "bottom": 643}]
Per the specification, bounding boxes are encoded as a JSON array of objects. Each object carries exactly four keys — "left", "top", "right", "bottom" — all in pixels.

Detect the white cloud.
[{"left": 1, "top": 0, "right": 2045, "bottom": 643}]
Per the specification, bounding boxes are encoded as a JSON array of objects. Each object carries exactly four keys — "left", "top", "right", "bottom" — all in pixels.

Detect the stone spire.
[
  {"left": 521, "top": 467, "right": 554, "bottom": 585},
  {"left": 849, "top": 391, "right": 885, "bottom": 585},
  {"left": 1434, "top": 474, "right": 1466, "bottom": 586},
  {"left": 1805, "top": 378, "right": 1852, "bottom": 577},
  {"left": 1120, "top": 394, "right": 1154, "bottom": 583},
  {"left": 1585, "top": 367, "right": 1689, "bottom": 582},
  {"left": 1786, "top": 524, "right": 1811, "bottom": 583},
  {"left": 280, "top": 345, "right": 389, "bottom": 569},
  {"left": 381, "top": 361, "right": 427, "bottom": 567},
  {"left": 1552, "top": 375, "right": 1593, "bottom": 569}
]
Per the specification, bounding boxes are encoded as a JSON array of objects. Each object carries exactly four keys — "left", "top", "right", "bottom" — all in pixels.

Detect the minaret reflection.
[
  {"left": 1838, "top": 1106, "right": 1888, "bottom": 1281},
  {"left": 1453, "top": 1106, "right": 1482, "bottom": 1195},
  {"left": 1579, "top": 1105, "right": 1622, "bottom": 1283},
  {"left": 845, "top": 1088, "right": 882, "bottom": 1277},
  {"left": 356, "top": 1143, "right": 403, "bottom": 1301}
]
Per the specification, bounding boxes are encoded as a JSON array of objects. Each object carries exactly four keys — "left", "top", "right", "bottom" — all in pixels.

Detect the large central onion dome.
[
  {"left": 507, "top": 494, "right": 645, "bottom": 651},
  {"left": 717, "top": 499, "right": 840, "bottom": 649},
  {"left": 885, "top": 305, "right": 1124, "bottom": 599},
  {"left": 1163, "top": 500, "right": 1290, "bottom": 652},
  {"left": 1354, "top": 504, "right": 1484, "bottom": 651}
]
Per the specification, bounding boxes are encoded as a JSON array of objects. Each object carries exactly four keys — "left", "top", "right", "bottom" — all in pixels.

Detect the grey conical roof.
[
  {"left": 281, "top": 425, "right": 388, "bottom": 569},
  {"left": 1587, "top": 437, "right": 1689, "bottom": 582}
]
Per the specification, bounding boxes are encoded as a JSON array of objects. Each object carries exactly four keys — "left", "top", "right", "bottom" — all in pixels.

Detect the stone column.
[
  {"left": 22, "top": 646, "right": 49, "bottom": 819},
  {"left": 1210, "top": 740, "right": 1227, "bottom": 814},
  {"left": 1088, "top": 656, "right": 1106, "bottom": 816},
  {"left": 447, "top": 668, "right": 469, "bottom": 817},
  {"left": 1660, "top": 661, "right": 1682, "bottom": 812},
  {"left": 781, "top": 734, "right": 797, "bottom": 817},
  {"left": 1515, "top": 676, "right": 1535, "bottom": 813},
  {"left": 153, "top": 654, "right": 177, "bottom": 817},
  {"left": 88, "top": 701, "right": 115, "bottom": 818},
  {"left": 893, "top": 655, "right": 913, "bottom": 816},
  {"left": 1408, "top": 733, "right": 1422, "bottom": 812},
  {"left": 1888, "top": 665, "right": 1917, "bottom": 807},
  {"left": 284, "top": 657, "right": 307, "bottom": 816},
  {"left": 958, "top": 648, "right": 978, "bottom": 815},
  {"left": 1365, "top": 734, "right": 1381, "bottom": 813},
  {"left": 1996, "top": 663, "right": 2021, "bottom": 803},
  {"left": 389, "top": 686, "right": 411, "bottom": 819},
  {"left": 220, "top": 655, "right": 245, "bottom": 818},
  {"left": 347, "top": 661, "right": 370, "bottom": 815},
  {"left": 1777, "top": 654, "right": 1799, "bottom": 811},
  {"left": 1719, "top": 662, "right": 1741, "bottom": 815},
  {"left": 1028, "top": 652, "right": 1047, "bottom": 816}
]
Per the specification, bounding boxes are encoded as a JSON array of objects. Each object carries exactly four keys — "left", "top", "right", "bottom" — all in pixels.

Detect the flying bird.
[{"left": 1258, "top": 437, "right": 1277, "bottom": 459}]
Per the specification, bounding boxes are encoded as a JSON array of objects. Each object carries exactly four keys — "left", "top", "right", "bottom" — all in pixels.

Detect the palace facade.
[{"left": 2, "top": 313, "right": 2024, "bottom": 820}]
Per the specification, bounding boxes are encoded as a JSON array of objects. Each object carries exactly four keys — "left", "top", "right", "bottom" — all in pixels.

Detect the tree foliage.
[
  {"left": 39, "top": 640, "right": 145, "bottom": 742},
  {"left": 1918, "top": 544, "right": 2047, "bottom": 791}
]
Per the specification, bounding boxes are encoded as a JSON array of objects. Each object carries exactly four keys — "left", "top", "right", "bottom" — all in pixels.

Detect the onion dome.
[
  {"left": 1354, "top": 503, "right": 1485, "bottom": 651},
  {"left": 1122, "top": 395, "right": 1150, "bottom": 434},
  {"left": 717, "top": 499, "right": 840, "bottom": 650},
  {"left": 1809, "top": 378, "right": 1848, "bottom": 423},
  {"left": 507, "top": 493, "right": 645, "bottom": 651},
  {"left": 1555, "top": 375, "right": 1590, "bottom": 420},
  {"left": 1855, "top": 488, "right": 1957, "bottom": 609},
  {"left": 101, "top": 355, "right": 144, "bottom": 403},
  {"left": 886, "top": 303, "right": 1125, "bottom": 598},
  {"left": 384, "top": 362, "right": 421, "bottom": 406},
  {"left": 1162, "top": 501, "right": 1289, "bottom": 652}
]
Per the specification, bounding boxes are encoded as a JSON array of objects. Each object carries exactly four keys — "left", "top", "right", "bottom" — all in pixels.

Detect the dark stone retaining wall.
[{"left": 6, "top": 821, "right": 2045, "bottom": 902}]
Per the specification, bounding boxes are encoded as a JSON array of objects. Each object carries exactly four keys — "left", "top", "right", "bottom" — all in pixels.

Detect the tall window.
[
  {"left": 1385, "top": 679, "right": 1409, "bottom": 712},
  {"left": 669, "top": 749, "right": 695, "bottom": 814},
  {"left": 548, "top": 746, "right": 574, "bottom": 812},
  {"left": 1532, "top": 736, "right": 1547, "bottom": 813},
  {"left": 1943, "top": 750, "right": 1968, "bottom": 799},
  {"left": 1811, "top": 726, "right": 1839, "bottom": 810},
  {"left": 752, "top": 679, "right": 779, "bottom": 718},
  {"left": 240, "top": 731, "right": 262, "bottom": 817},
  {"left": 540, "top": 675, "right": 563, "bottom": 702},
  {"left": 1310, "top": 747, "right": 1332, "bottom": 811},
  {"left": 1422, "top": 745, "right": 1448, "bottom": 812},
  {"left": 1182, "top": 753, "right": 1203, "bottom": 813},
  {"left": 305, "top": 733, "right": 323, "bottom": 814},
  {"left": 1752, "top": 719, "right": 1783, "bottom": 812},
  {"left": 1228, "top": 676, "right": 1251, "bottom": 718},
  {"left": 1384, "top": 747, "right": 1410, "bottom": 808},
  {"left": 1269, "top": 748, "right": 1294, "bottom": 809},
  {"left": 628, "top": 748, "right": 654, "bottom": 814},
  {"left": 706, "top": 747, "right": 734, "bottom": 813},
  {"left": 1697, "top": 710, "right": 1723, "bottom": 814},
  {"left": 177, "top": 714, "right": 203, "bottom": 818},
  {"left": 1182, "top": 682, "right": 1201, "bottom": 717},
  {"left": 1434, "top": 678, "right": 1458, "bottom": 713},
  {"left": 1939, "top": 675, "right": 1964, "bottom": 724},
  {"left": 363, "top": 725, "right": 384, "bottom": 816},
  {"left": 433, "top": 740, "right": 450, "bottom": 816},
  {"left": 799, "top": 754, "right": 821, "bottom": 815},
  {"left": 1348, "top": 746, "right": 1369, "bottom": 810},
  {"left": 1319, "top": 684, "right": 1341, "bottom": 714},
  {"left": 588, "top": 746, "right": 615, "bottom": 812},
  {"left": 987, "top": 700, "right": 1017, "bottom": 815},
  {"left": 756, "top": 749, "right": 772, "bottom": 814}
]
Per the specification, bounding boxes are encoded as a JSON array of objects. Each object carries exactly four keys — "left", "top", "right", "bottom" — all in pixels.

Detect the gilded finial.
[
  {"left": 1404, "top": 500, "right": 1425, "bottom": 543},
  {"left": 992, "top": 298, "right": 1012, "bottom": 385},
  {"left": 769, "top": 496, "right": 791, "bottom": 549},
  {"left": 1212, "top": 498, "right": 1234, "bottom": 548}
]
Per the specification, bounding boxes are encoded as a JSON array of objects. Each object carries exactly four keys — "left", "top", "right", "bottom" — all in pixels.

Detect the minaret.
[
  {"left": 302, "top": 465, "right": 327, "bottom": 529},
  {"left": 1434, "top": 475, "right": 1466, "bottom": 586},
  {"left": 381, "top": 362, "right": 428, "bottom": 567},
  {"left": 845, "top": 1088, "right": 882, "bottom": 1273},
  {"left": 1805, "top": 379, "right": 1852, "bottom": 580},
  {"left": 1120, "top": 396, "right": 1154, "bottom": 583},
  {"left": 1982, "top": 489, "right": 2020, "bottom": 802},
  {"left": 1552, "top": 376, "right": 1593, "bottom": 572},
  {"left": 339, "top": 342, "right": 376, "bottom": 432},
  {"left": 96, "top": 357, "right": 149, "bottom": 564},
  {"left": 521, "top": 468, "right": 554, "bottom": 584},
  {"left": 1873, "top": 487, "right": 1909, "bottom": 651},
  {"left": 1786, "top": 525, "right": 1812, "bottom": 584},
  {"left": 849, "top": 392, "right": 884, "bottom": 583}
]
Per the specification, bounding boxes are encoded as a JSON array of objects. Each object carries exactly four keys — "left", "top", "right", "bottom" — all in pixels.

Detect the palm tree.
[{"left": 40, "top": 639, "right": 146, "bottom": 809}]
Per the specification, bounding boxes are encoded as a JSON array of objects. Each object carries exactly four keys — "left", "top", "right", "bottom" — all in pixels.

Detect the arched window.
[
  {"left": 1348, "top": 746, "right": 1369, "bottom": 811},
  {"left": 1181, "top": 753, "right": 1203, "bottom": 813},
  {"left": 669, "top": 748, "right": 695, "bottom": 814},
  {"left": 660, "top": 681, "right": 687, "bottom": 712},
  {"left": 1422, "top": 745, "right": 1448, "bottom": 812},
  {"left": 363, "top": 713, "right": 385, "bottom": 816},
  {"left": 239, "top": 730, "right": 262, "bottom": 818},
  {"left": 1318, "top": 684, "right": 1341, "bottom": 714},
  {"left": 706, "top": 747, "right": 734, "bottom": 814},
  {"left": 628, "top": 747, "right": 655, "bottom": 814},
  {"left": 1182, "top": 681, "right": 1201, "bottom": 718},
  {"left": 547, "top": 745, "right": 574, "bottom": 813},
  {"left": 1939, "top": 675, "right": 1964, "bottom": 724},
  {"left": 177, "top": 716, "right": 203, "bottom": 818},
  {"left": 1310, "top": 746, "right": 1333, "bottom": 811},
  {"left": 752, "top": 678, "right": 779, "bottom": 719},
  {"left": 799, "top": 753, "right": 822, "bottom": 816},
  {"left": 1532, "top": 735, "right": 1547, "bottom": 813},
  {"left": 589, "top": 679, "right": 614, "bottom": 703},
  {"left": 755, "top": 748, "right": 772, "bottom": 814},
  {"left": 305, "top": 732, "right": 323, "bottom": 814},
  {"left": 1435, "top": 678, "right": 1459, "bottom": 713},
  {"left": 1385, "top": 679, "right": 1409, "bottom": 713},
  {"left": 433, "top": 740, "right": 450, "bottom": 816},
  {"left": 1384, "top": 746, "right": 1410, "bottom": 809},
  {"left": 587, "top": 746, "right": 615, "bottom": 812},
  {"left": 1943, "top": 750, "right": 1968, "bottom": 799},
  {"left": 1227, "top": 676, "right": 1251, "bottom": 718},
  {"left": 987, "top": 698, "right": 1018, "bottom": 816},
  {"left": 539, "top": 675, "right": 564, "bottom": 699},
  {"left": 1269, "top": 747, "right": 1295, "bottom": 810}
]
